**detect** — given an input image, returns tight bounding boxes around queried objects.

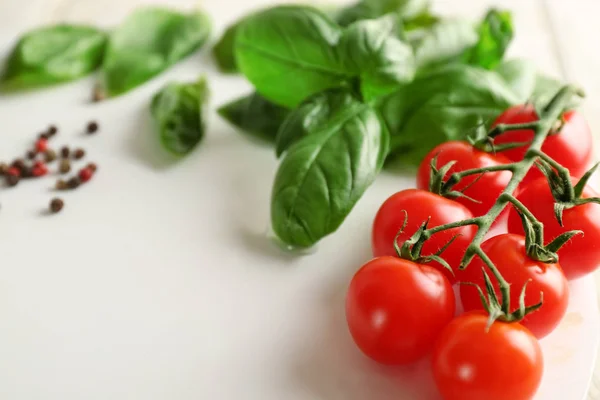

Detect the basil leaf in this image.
[338,15,416,100]
[103,7,211,97]
[212,23,239,73]
[151,77,208,156]
[271,98,389,248]
[380,64,518,165]
[336,0,431,27]
[465,9,513,69]
[218,92,289,142]
[235,6,347,108]
[413,19,478,69]
[495,59,536,102]
[276,89,356,157]
[1,25,106,91]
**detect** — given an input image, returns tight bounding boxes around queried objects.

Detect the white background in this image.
[0,1,599,399]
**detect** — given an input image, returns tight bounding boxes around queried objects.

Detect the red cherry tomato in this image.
[507,177,600,280]
[492,105,593,182]
[346,257,455,365]
[432,312,543,400]
[460,234,569,338]
[372,189,476,282]
[417,141,512,218]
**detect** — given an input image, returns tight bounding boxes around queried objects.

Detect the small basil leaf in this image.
[212,23,239,73]
[218,92,289,142]
[465,9,513,69]
[271,100,389,248]
[413,19,478,69]
[379,64,518,165]
[338,15,416,100]
[495,59,536,102]
[103,7,212,97]
[336,0,431,27]
[235,6,348,108]
[1,25,107,91]
[276,89,357,157]
[151,77,208,156]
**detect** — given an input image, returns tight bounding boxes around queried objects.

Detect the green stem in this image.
[487,121,539,138]
[443,164,516,190]
[416,85,580,317]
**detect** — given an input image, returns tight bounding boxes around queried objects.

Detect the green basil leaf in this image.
[412,19,478,69]
[212,23,239,73]
[495,59,536,102]
[336,0,431,27]
[271,99,389,248]
[150,76,208,156]
[465,9,513,69]
[218,92,289,142]
[276,89,357,157]
[379,64,518,165]
[338,15,416,100]
[103,7,211,97]
[1,25,107,91]
[235,6,347,108]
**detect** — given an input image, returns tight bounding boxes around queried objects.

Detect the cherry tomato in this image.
[432,312,543,400]
[417,141,512,218]
[346,256,455,365]
[460,234,569,338]
[372,189,476,282]
[507,177,600,280]
[492,105,593,182]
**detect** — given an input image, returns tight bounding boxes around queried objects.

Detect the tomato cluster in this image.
[345,105,597,399]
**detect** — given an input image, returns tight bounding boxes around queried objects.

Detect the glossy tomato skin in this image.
[432,312,543,400]
[460,234,569,339]
[346,257,455,365]
[507,177,600,280]
[492,105,593,183]
[372,189,476,283]
[417,141,512,218]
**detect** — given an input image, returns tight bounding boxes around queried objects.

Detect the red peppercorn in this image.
[32,165,48,177]
[35,138,48,153]
[78,167,93,182]
[7,167,20,177]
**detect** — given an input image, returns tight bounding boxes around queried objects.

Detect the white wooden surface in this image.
[0,1,599,399]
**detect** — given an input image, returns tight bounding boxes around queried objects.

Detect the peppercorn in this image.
[7,166,19,176]
[79,167,92,183]
[86,121,99,134]
[49,198,64,213]
[61,146,70,158]
[32,164,48,177]
[0,163,7,175]
[27,150,36,160]
[73,148,85,160]
[87,163,97,173]
[59,159,71,174]
[67,177,80,189]
[55,179,67,190]
[11,159,25,171]
[6,174,19,187]
[39,133,49,140]
[21,166,33,178]
[47,125,58,137]
[44,149,57,163]
[35,138,48,153]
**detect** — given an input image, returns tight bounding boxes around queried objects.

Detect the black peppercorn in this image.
[73,148,85,160]
[67,177,80,189]
[86,121,99,134]
[50,198,64,213]
[47,125,58,137]
[27,150,36,160]
[6,174,19,187]
[61,146,70,158]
